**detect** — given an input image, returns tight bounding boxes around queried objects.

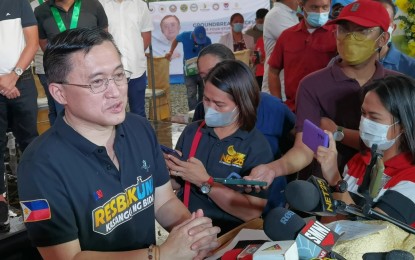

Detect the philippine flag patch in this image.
[20,199,51,222]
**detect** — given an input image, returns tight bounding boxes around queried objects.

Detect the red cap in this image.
[326,0,390,32]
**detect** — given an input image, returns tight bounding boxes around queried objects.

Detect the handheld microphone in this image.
[285,179,368,218]
[263,207,342,259]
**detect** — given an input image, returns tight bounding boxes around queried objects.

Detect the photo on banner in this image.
[148,0,270,78]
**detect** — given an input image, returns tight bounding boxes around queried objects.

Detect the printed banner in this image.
[149,0,270,75]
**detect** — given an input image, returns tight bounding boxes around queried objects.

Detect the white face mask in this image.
[359,116,401,151]
[204,106,238,127]
[256,24,264,31]
[387,26,394,44]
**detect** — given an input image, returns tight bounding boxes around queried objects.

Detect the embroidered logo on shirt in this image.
[6,13,11,16]
[93,189,104,201]
[20,199,51,223]
[219,145,246,168]
[92,176,154,235]
[141,160,150,172]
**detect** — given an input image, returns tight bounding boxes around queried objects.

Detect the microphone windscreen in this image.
[263,207,305,241]
[285,180,320,211]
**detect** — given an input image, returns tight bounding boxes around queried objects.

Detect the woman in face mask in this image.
[219,13,255,52]
[317,75,415,227]
[164,60,274,234]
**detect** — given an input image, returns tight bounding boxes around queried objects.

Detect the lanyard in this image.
[183,121,205,208]
[50,0,82,33]
[38,0,44,4]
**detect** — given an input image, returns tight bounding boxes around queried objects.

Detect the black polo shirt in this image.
[18,113,169,250]
[34,0,108,41]
[175,121,273,233]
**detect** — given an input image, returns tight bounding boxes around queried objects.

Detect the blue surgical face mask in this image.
[305,11,329,27]
[233,23,244,33]
[204,106,238,127]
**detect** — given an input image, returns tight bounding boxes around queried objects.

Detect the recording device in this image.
[302,119,329,153]
[369,156,385,199]
[358,144,381,198]
[263,207,342,259]
[285,176,337,216]
[213,178,267,186]
[363,249,414,260]
[285,178,415,234]
[285,178,367,218]
[160,144,182,159]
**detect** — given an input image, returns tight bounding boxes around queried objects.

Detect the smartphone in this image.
[302,119,329,153]
[213,178,267,186]
[160,144,182,159]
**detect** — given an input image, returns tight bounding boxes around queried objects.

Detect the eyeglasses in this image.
[57,70,132,94]
[335,27,379,41]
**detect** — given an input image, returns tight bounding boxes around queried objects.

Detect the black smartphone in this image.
[160,144,182,159]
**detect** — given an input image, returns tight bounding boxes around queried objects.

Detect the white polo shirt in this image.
[0,0,37,75]
[262,2,299,93]
[99,0,154,79]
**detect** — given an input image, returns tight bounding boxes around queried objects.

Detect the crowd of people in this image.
[0,0,415,259]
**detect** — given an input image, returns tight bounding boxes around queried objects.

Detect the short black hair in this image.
[230,13,244,23]
[198,43,236,62]
[205,60,260,131]
[44,28,120,84]
[372,0,397,18]
[363,75,415,163]
[256,8,269,19]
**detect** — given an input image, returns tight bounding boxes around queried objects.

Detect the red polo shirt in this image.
[268,19,337,111]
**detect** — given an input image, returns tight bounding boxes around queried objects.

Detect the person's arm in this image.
[166,156,266,221]
[246,132,314,188]
[142,31,151,51]
[268,67,282,98]
[165,38,178,61]
[320,117,360,150]
[0,25,38,98]
[37,182,219,260]
[316,131,355,207]
[154,180,191,231]
[39,38,48,52]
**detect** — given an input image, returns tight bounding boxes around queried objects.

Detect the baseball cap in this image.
[193,26,207,45]
[327,1,389,32]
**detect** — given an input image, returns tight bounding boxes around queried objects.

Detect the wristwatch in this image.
[13,67,23,76]
[200,176,214,194]
[330,179,348,193]
[333,126,345,142]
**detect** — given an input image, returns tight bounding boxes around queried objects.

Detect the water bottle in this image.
[6,133,17,176]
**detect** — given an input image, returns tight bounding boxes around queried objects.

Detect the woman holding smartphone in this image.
[317,75,415,227]
[164,60,273,234]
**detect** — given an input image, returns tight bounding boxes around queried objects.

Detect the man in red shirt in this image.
[268,0,337,111]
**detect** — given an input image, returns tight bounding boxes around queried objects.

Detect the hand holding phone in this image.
[302,119,329,153]
[160,144,182,160]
